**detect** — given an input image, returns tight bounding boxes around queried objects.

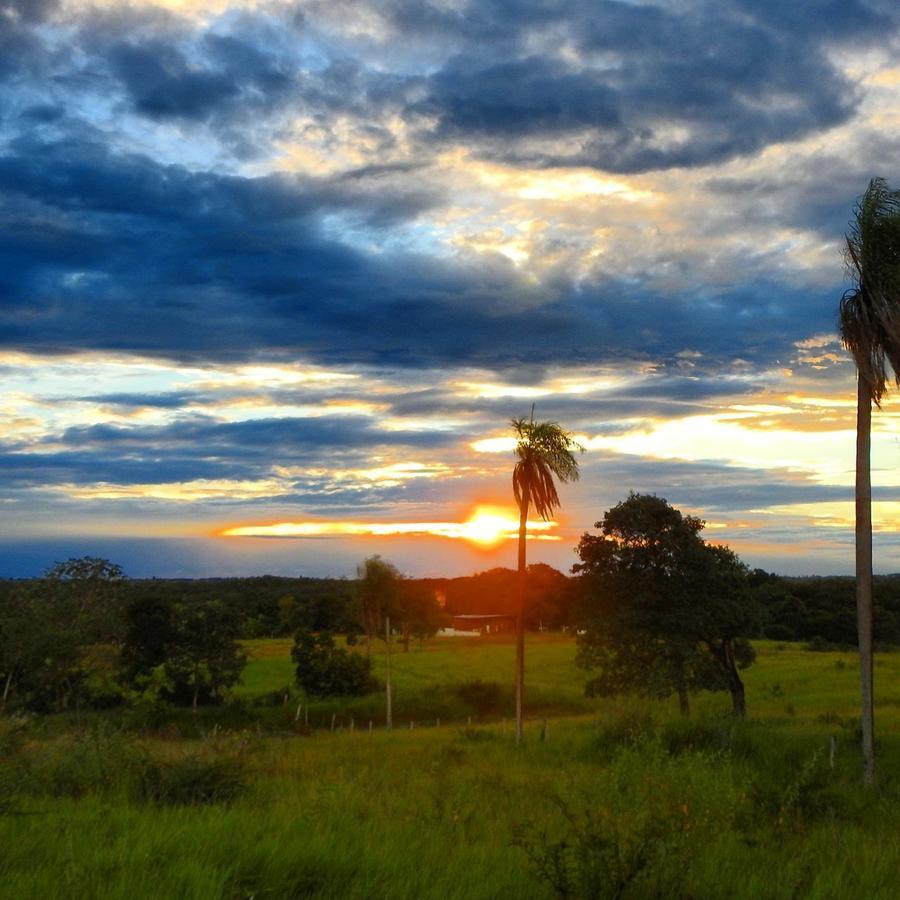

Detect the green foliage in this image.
[133,755,249,807]
[511,415,583,520]
[7,644,900,897]
[121,596,246,708]
[292,631,378,697]
[839,177,900,404]
[454,678,506,716]
[357,555,402,645]
[575,493,757,716]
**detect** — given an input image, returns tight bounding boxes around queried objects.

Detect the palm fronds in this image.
[840,177,900,405]
[511,417,583,520]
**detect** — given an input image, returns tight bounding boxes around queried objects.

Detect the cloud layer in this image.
[3,0,900,576]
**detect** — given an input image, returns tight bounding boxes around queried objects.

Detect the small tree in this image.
[163,599,246,709]
[357,556,402,654]
[394,580,446,651]
[292,631,377,697]
[575,494,756,718]
[1,558,127,712]
[119,595,178,690]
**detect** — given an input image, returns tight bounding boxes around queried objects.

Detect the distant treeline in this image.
[4,565,899,646]
[0,563,574,641]
[749,570,900,647]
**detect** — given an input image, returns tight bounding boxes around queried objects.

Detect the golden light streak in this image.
[221,506,559,546]
[470,436,518,453]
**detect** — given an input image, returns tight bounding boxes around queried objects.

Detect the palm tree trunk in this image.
[856,375,876,786]
[516,499,528,745]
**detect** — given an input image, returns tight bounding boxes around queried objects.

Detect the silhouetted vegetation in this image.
[575,494,757,717]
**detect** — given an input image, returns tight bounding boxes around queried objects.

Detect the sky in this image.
[3,0,900,579]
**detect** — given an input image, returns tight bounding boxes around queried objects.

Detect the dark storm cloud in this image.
[0,0,886,372]
[0,128,837,370]
[78,391,201,410]
[55,415,454,454]
[364,0,893,173]
[8,0,893,172]
[0,449,245,488]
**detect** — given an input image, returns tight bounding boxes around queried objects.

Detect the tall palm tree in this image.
[839,177,900,787]
[511,412,582,744]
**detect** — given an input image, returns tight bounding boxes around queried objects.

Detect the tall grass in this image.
[5,638,900,898]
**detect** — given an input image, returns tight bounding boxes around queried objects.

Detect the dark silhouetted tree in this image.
[575,494,756,718]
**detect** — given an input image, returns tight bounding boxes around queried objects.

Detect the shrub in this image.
[292,631,378,697]
[454,679,505,716]
[587,710,654,760]
[133,755,248,806]
[26,726,140,799]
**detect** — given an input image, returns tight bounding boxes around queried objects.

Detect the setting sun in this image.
[220,505,558,546]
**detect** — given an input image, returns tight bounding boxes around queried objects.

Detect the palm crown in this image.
[511,417,583,520]
[840,177,900,405]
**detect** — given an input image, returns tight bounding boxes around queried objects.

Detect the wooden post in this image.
[330,712,336,732]
[386,615,393,731]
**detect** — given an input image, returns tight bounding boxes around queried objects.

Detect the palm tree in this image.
[839,177,900,786]
[511,411,582,744]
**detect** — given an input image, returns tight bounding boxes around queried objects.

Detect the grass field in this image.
[4,636,900,899]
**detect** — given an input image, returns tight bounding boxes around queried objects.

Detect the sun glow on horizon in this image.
[220,506,559,546]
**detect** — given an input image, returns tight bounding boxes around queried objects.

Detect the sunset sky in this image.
[4,0,900,578]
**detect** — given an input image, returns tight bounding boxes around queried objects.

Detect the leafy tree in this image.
[393,579,446,651]
[511,413,582,743]
[44,556,126,643]
[0,557,127,712]
[574,494,756,718]
[292,631,377,697]
[524,563,574,630]
[164,599,246,709]
[838,177,900,786]
[119,595,178,689]
[356,555,402,654]
[121,596,245,709]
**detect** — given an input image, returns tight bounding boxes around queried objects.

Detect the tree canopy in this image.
[574,493,757,717]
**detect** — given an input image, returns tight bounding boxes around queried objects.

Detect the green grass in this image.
[237,632,596,725]
[5,637,900,898]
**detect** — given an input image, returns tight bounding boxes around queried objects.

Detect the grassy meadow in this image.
[4,635,900,899]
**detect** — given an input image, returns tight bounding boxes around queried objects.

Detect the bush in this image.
[763,623,795,641]
[133,755,248,806]
[454,679,505,716]
[292,631,378,697]
[586,710,654,760]
[25,726,141,799]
